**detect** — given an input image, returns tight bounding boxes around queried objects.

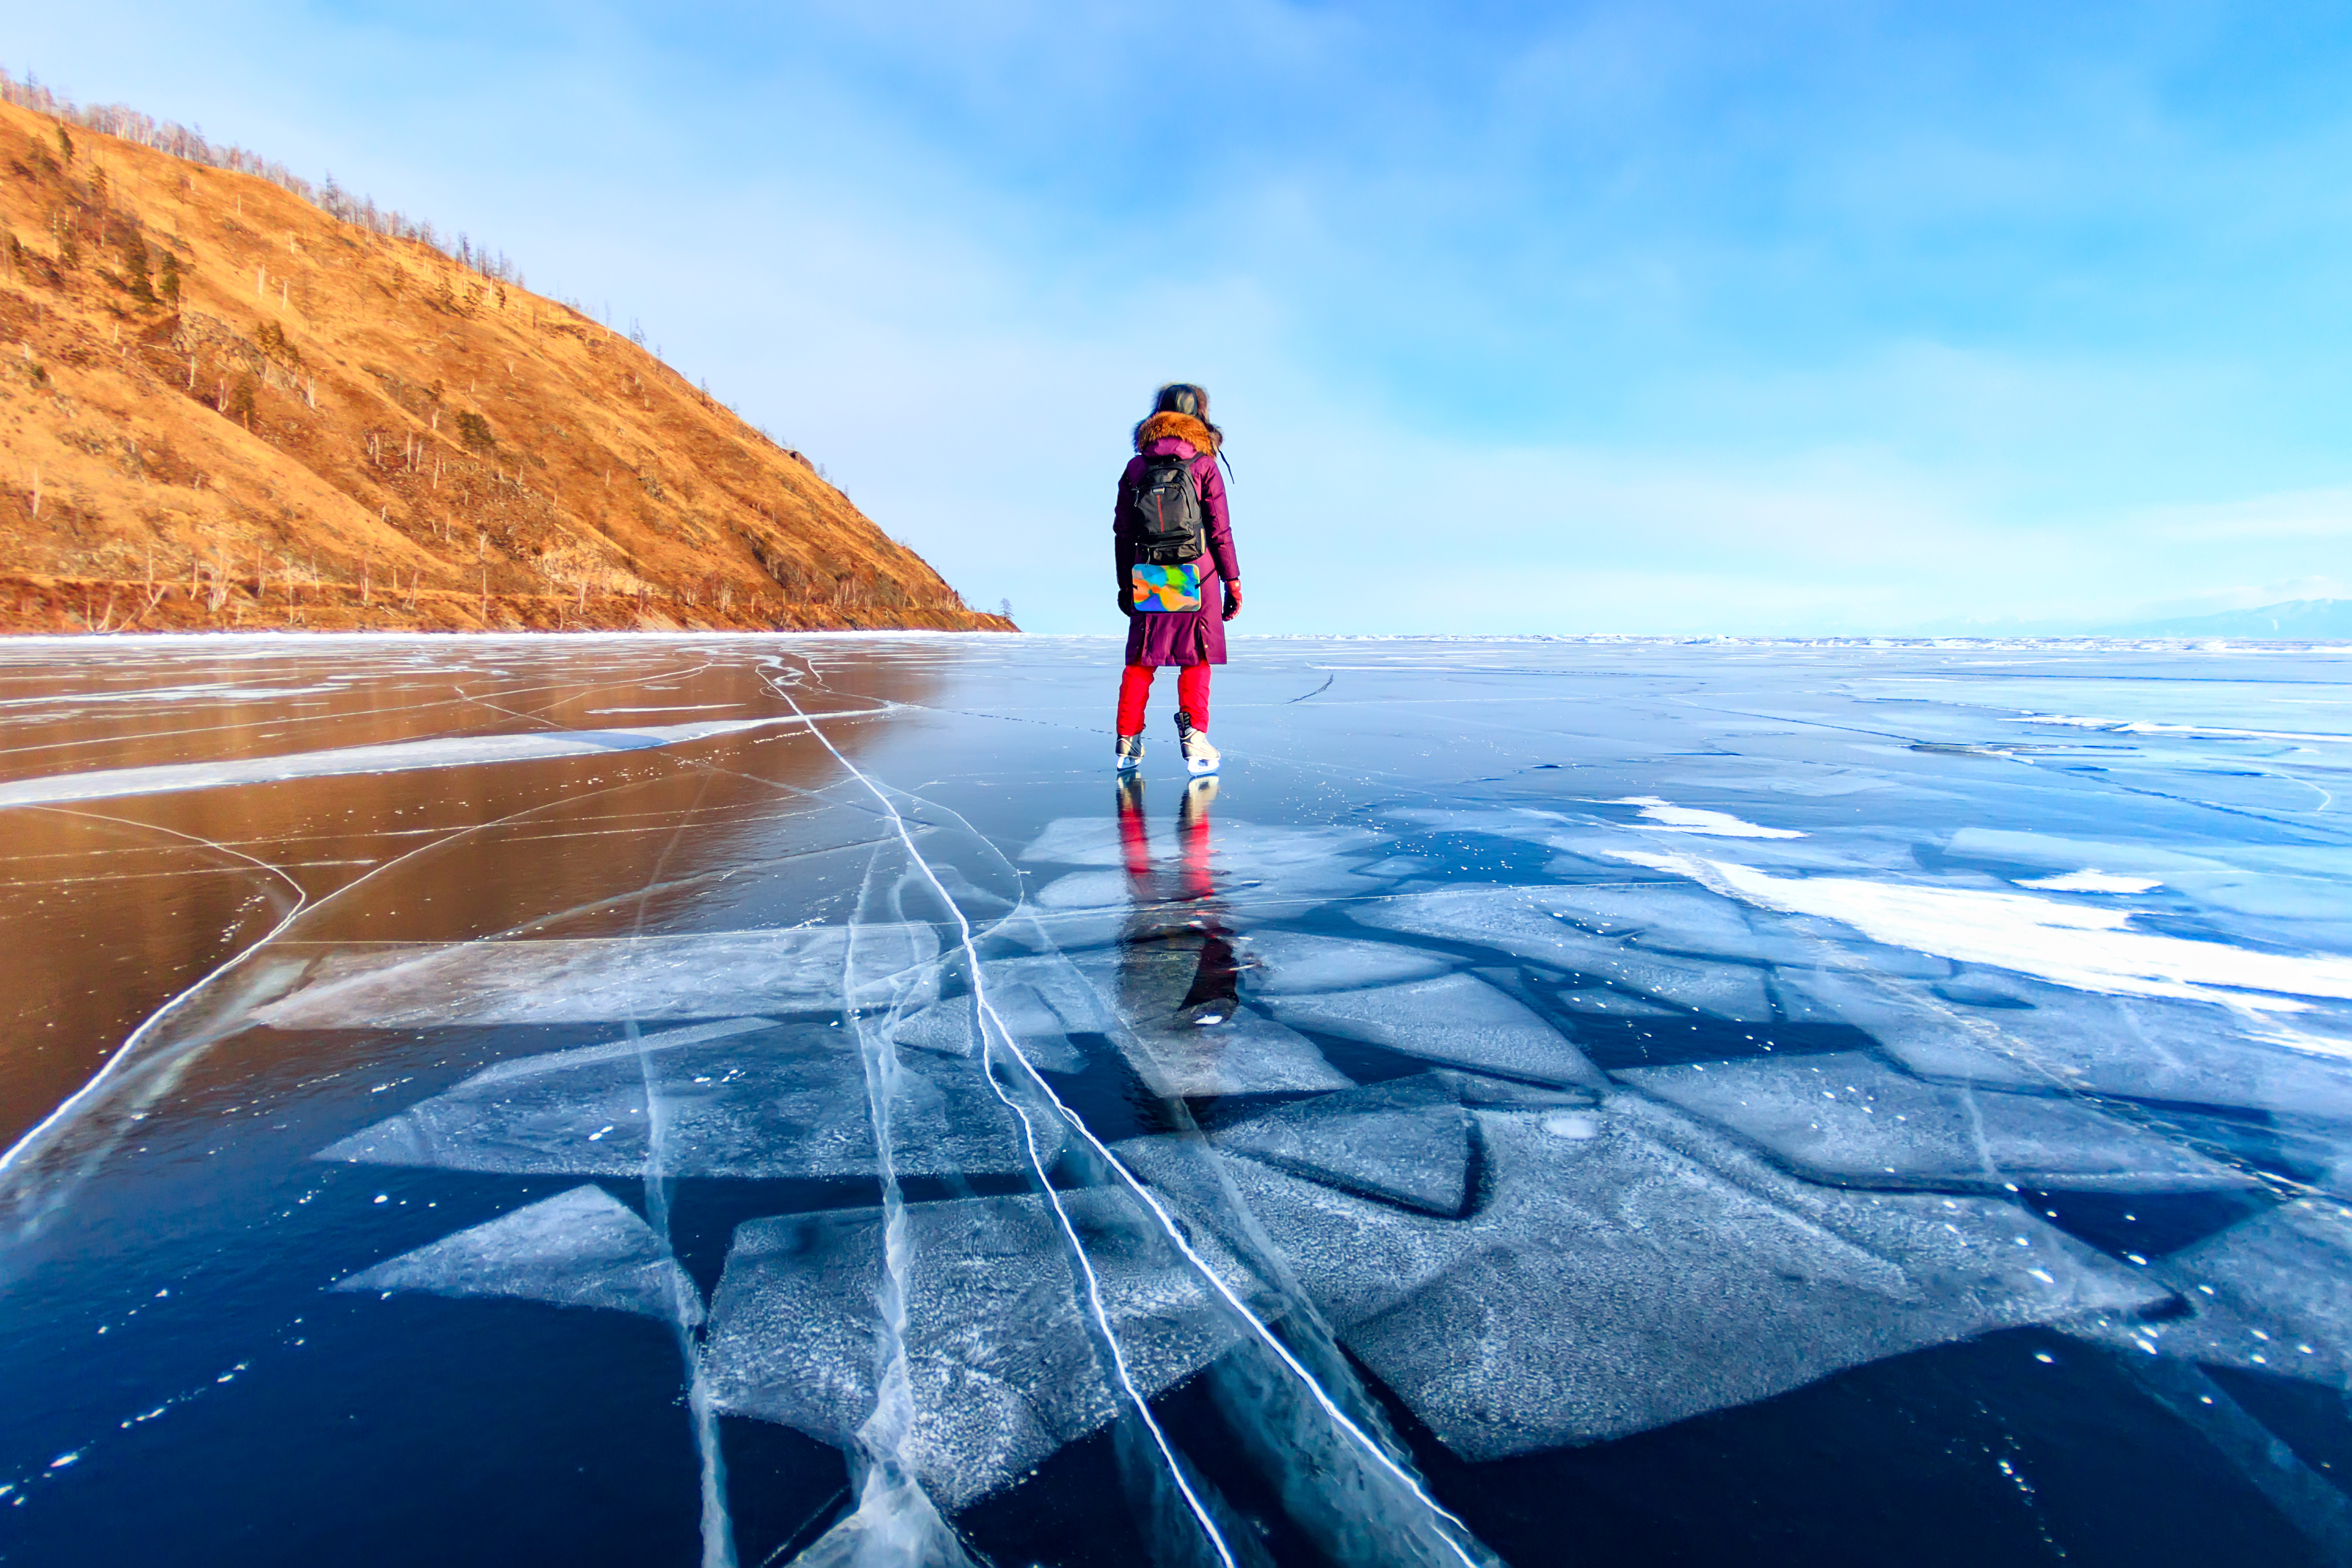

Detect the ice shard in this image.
[335,1183,699,1322]
[317,1016,1055,1178]
[254,923,940,1029]
[886,954,1118,1074]
[1259,971,1603,1087]
[1068,940,1350,1097]
[1209,1077,1481,1217]
[1621,1050,2254,1193]
[702,1188,1255,1510]
[2065,1197,2352,1387]
[1233,931,1463,996]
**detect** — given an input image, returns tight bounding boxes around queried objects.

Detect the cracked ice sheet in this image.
[316,1016,1055,1178]
[1122,1091,2163,1459]
[2064,1198,2352,1386]
[887,953,1129,1074]
[1774,967,2352,1118]
[336,1184,699,1323]
[0,715,855,809]
[702,1187,1254,1511]
[251,924,939,1029]
[1620,1051,2254,1194]
[1352,886,1791,1019]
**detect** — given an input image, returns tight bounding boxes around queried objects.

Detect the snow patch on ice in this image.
[2011,714,2352,745]
[1610,849,2352,1010]
[1611,797,1806,839]
[2016,871,2164,894]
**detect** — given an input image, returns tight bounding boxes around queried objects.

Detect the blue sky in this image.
[15,3,2352,634]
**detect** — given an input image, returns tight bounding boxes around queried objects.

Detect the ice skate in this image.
[1174,708,1220,776]
[1115,734,1145,773]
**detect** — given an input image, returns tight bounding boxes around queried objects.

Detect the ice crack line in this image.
[764,665,1237,1567]
[764,661,1483,1568]
[626,766,736,1568]
[837,848,971,1562]
[0,808,307,1210]
[627,1014,736,1568]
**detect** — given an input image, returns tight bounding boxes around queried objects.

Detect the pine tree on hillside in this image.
[120,232,155,303]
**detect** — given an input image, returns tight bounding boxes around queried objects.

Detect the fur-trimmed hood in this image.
[1134,410,1219,456]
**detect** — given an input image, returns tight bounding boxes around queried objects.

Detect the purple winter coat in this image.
[1115,431,1238,667]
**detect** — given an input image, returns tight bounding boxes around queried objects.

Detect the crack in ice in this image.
[765,658,1486,1568]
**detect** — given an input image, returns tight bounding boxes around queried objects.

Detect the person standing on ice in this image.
[1114,383,1242,776]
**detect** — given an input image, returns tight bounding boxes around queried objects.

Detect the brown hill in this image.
[0,94,1009,634]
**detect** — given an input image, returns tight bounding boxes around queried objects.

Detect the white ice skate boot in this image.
[1115,734,1145,773]
[1174,709,1220,776]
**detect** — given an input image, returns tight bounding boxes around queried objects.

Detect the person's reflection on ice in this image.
[1112,777,1242,1080]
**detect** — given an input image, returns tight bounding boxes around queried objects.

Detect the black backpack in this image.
[1130,453,1206,564]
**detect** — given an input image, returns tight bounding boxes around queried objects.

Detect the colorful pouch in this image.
[1131,561,1203,612]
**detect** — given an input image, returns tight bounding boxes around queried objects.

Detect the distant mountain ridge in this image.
[0,88,1009,633]
[2098,599,2352,640]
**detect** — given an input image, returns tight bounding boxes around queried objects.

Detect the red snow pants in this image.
[1116,662,1210,737]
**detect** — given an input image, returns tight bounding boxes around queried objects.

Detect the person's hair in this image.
[1133,382,1224,452]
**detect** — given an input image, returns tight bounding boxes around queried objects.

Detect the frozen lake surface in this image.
[2,632,2350,1566]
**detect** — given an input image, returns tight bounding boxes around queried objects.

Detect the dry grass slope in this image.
[0,98,1011,634]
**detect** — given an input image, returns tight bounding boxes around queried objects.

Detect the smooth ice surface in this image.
[318,1016,1055,1178]
[7,635,2352,1568]
[1621,1051,2254,1193]
[702,1188,1251,1510]
[336,1183,700,1323]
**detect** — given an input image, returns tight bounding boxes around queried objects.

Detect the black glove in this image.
[1223,583,1243,622]
[1117,588,1136,618]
